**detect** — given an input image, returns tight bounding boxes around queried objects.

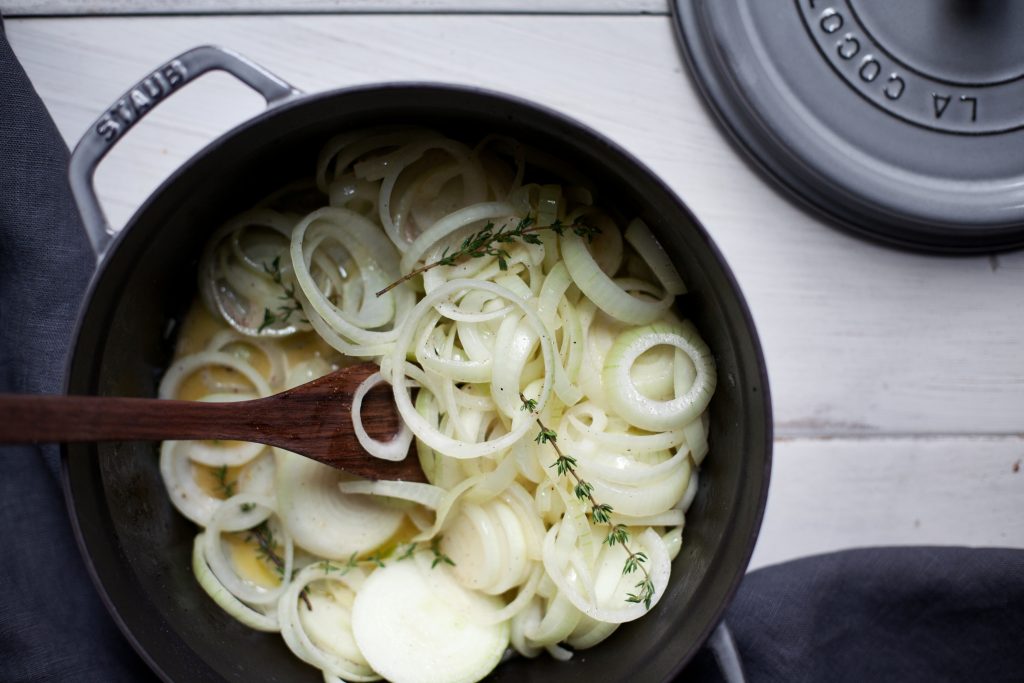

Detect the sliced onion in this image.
[561,231,672,325]
[203,494,292,606]
[338,479,445,509]
[159,350,272,400]
[388,279,556,460]
[160,442,274,529]
[624,218,686,296]
[275,449,406,559]
[542,523,671,624]
[290,207,406,348]
[278,561,379,682]
[603,320,716,432]
[192,533,280,632]
[351,371,415,462]
[399,202,517,276]
[566,614,619,650]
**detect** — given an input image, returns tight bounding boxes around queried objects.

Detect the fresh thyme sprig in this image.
[247,522,283,573]
[374,215,599,298]
[610,526,655,609]
[258,256,306,332]
[520,395,656,610]
[522,395,610,525]
[246,521,312,610]
[321,552,361,577]
[212,465,236,498]
[322,550,386,576]
[394,536,456,569]
[365,550,388,568]
[430,537,456,569]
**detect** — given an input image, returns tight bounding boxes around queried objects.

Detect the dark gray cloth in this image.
[684,546,1024,683]
[2,15,1022,683]
[0,15,156,683]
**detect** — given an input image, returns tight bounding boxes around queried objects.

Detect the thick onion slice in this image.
[160,443,274,529]
[159,350,272,400]
[566,614,619,650]
[278,561,379,682]
[440,496,533,595]
[338,479,445,509]
[351,371,415,462]
[275,449,406,559]
[192,533,280,632]
[203,494,292,607]
[603,320,716,432]
[399,202,517,276]
[352,555,509,683]
[198,209,302,337]
[623,218,686,296]
[561,231,672,326]
[542,523,671,624]
[290,207,408,349]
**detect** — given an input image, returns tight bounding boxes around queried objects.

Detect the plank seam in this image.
[776,432,1024,443]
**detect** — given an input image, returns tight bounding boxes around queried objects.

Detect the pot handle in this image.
[706,622,746,683]
[68,45,301,261]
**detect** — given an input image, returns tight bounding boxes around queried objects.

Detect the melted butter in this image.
[174,301,343,395]
[221,341,272,379]
[223,531,282,588]
[174,303,253,401]
[280,331,341,369]
[366,517,421,560]
[192,463,246,499]
[174,302,225,358]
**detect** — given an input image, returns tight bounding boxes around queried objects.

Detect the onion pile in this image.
[159,129,716,683]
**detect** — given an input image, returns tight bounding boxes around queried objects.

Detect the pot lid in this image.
[672,0,1024,253]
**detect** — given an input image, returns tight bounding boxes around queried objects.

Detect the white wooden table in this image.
[5,1,1022,571]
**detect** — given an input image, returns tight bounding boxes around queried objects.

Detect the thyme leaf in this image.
[392,538,456,568]
[430,537,456,569]
[626,577,656,610]
[375,216,599,297]
[246,521,283,574]
[245,521,312,610]
[590,503,614,526]
[257,256,306,332]
[535,427,559,445]
[212,465,236,498]
[605,523,630,547]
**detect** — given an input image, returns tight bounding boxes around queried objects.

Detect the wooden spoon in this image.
[0,362,425,482]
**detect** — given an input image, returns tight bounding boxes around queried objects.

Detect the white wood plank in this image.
[1,0,668,17]
[6,15,1024,438]
[748,436,1024,570]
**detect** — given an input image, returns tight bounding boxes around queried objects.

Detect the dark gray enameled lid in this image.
[672,0,1024,253]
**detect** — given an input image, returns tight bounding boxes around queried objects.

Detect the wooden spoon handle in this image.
[0,394,269,443]
[0,383,424,482]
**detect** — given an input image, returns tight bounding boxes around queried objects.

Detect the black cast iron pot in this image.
[62,46,771,683]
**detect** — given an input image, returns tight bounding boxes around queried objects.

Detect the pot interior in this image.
[65,85,771,683]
